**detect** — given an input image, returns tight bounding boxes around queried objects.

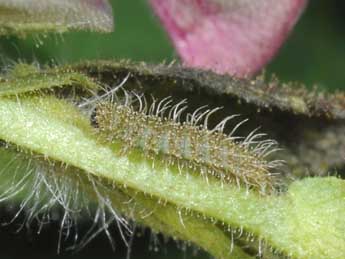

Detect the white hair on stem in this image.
[0,148,133,253]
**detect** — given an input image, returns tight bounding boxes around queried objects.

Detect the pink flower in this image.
[149,0,308,77]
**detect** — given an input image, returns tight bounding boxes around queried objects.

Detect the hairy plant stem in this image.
[108,188,253,259]
[0,95,344,259]
[0,146,251,259]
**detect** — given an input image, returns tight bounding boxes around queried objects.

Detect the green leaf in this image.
[0,63,100,96]
[0,0,113,36]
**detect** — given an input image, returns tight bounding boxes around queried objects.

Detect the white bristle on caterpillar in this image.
[94,88,282,193]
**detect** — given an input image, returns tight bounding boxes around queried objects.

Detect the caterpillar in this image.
[95,91,281,193]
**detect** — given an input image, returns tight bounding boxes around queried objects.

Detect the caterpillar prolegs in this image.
[95,91,282,193]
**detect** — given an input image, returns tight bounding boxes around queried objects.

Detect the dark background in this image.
[0,0,344,258]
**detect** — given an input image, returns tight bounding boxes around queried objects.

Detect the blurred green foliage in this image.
[268,1,345,91]
[0,1,344,259]
[0,0,173,65]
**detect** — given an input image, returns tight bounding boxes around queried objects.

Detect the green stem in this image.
[0,96,272,230]
[0,142,251,259]
[0,96,344,259]
[109,188,253,259]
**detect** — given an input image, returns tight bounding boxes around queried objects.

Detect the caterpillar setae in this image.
[94,90,281,193]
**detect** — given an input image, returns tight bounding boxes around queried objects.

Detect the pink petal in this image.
[150,0,307,77]
[0,0,114,32]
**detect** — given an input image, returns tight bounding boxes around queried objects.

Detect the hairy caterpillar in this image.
[95,91,281,193]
